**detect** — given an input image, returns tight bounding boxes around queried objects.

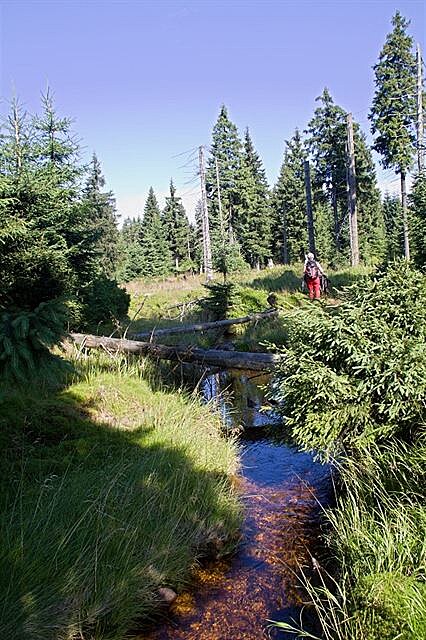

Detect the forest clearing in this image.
[1,2,425,640]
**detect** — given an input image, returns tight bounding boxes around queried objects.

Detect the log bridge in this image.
[70,309,280,372]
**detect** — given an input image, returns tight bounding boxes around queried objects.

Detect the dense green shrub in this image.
[0,301,71,383]
[271,260,426,454]
[271,260,426,640]
[78,277,130,332]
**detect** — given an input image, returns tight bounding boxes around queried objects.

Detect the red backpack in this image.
[305,259,319,280]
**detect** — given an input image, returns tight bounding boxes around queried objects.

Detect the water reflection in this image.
[202,370,281,430]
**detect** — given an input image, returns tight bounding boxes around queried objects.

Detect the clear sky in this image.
[1,0,425,221]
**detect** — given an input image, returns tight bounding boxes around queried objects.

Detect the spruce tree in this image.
[369,11,417,259]
[409,173,426,267]
[206,105,245,269]
[313,202,335,265]
[1,91,129,368]
[354,130,386,263]
[82,153,120,278]
[162,180,191,272]
[236,129,273,268]
[272,129,308,264]
[139,187,172,277]
[2,97,32,177]
[306,88,347,256]
[307,88,385,264]
[383,193,404,261]
[31,89,100,292]
[0,95,76,380]
[33,87,81,187]
[117,218,145,282]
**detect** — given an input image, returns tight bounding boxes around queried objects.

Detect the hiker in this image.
[303,252,325,300]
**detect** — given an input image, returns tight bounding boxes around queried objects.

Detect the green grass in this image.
[0,352,241,640]
[119,263,374,354]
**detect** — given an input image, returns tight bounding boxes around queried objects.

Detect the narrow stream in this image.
[142,369,332,640]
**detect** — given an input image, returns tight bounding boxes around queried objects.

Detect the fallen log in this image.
[70,333,280,371]
[130,309,278,340]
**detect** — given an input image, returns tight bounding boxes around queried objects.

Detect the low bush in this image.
[271,260,426,455]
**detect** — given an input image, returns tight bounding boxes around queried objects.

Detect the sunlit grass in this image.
[0,350,241,640]
[122,264,373,351]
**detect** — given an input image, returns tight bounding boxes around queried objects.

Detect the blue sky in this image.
[1,0,425,221]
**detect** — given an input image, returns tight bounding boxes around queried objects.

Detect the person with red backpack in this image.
[303,252,325,300]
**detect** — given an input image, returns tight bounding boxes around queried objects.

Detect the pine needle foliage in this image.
[410,172,426,268]
[0,90,126,382]
[199,282,240,320]
[369,12,417,174]
[271,260,426,455]
[0,302,70,384]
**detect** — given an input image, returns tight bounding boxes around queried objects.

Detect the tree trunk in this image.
[282,211,289,264]
[131,309,278,340]
[400,171,410,260]
[69,334,280,372]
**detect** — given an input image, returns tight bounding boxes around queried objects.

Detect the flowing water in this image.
[142,369,332,640]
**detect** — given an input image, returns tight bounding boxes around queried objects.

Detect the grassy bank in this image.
[124,264,372,351]
[270,261,426,639]
[0,352,241,640]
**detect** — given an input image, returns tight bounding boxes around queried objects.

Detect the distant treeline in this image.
[119,11,425,278]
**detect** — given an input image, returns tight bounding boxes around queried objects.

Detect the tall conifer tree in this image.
[369,11,417,258]
[82,153,120,277]
[272,129,308,263]
[33,88,81,187]
[307,89,385,264]
[383,193,404,260]
[162,180,191,271]
[206,106,244,263]
[117,217,145,282]
[353,133,386,262]
[2,97,32,177]
[236,129,273,268]
[31,89,101,291]
[139,187,172,277]
[306,88,348,256]
[409,173,426,267]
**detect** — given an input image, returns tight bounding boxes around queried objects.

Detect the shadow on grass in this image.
[329,268,371,292]
[247,269,303,293]
[247,267,371,295]
[0,375,239,640]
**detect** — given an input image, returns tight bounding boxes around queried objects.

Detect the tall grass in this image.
[0,351,241,640]
[274,441,426,640]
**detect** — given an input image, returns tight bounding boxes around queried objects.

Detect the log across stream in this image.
[139,369,333,640]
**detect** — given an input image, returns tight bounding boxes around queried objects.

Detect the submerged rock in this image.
[158,587,177,605]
